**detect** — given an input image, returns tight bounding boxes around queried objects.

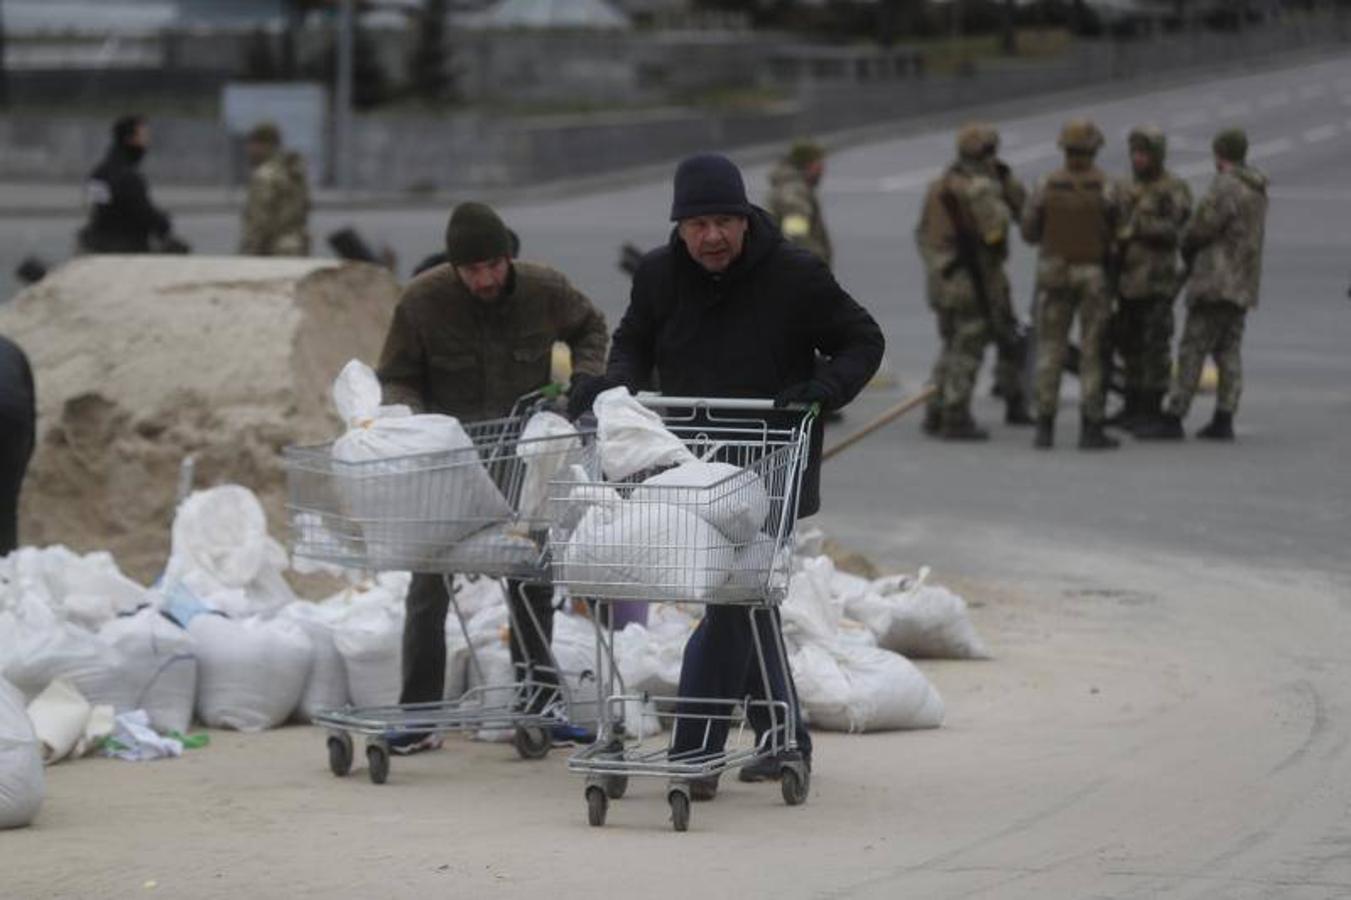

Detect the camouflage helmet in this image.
[246,121,282,147]
[787,139,826,168]
[1212,128,1249,163]
[1058,118,1104,154]
[1128,125,1167,163]
[956,122,999,160]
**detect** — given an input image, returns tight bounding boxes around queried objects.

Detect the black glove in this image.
[567,373,619,421]
[774,379,838,410]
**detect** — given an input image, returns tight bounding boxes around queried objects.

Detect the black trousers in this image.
[0,406,34,556]
[400,573,557,705]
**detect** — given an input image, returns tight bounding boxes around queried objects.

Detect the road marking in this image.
[1000,141,1058,166]
[879,167,943,193]
[1302,124,1340,144]
[1258,91,1291,109]
[1169,110,1212,128]
[1299,83,1328,100]
[1249,136,1296,160]
[1218,101,1252,118]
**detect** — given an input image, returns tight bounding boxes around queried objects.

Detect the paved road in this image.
[3,53,1350,899]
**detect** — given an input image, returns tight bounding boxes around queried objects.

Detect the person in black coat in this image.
[572,153,885,797]
[0,335,36,556]
[78,115,173,254]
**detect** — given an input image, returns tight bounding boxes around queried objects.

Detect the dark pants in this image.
[0,408,34,557]
[671,604,811,762]
[400,573,557,706]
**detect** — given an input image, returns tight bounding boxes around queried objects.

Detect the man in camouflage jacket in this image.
[239,122,311,256]
[916,123,1030,439]
[1109,126,1192,434]
[1021,118,1122,451]
[1140,129,1268,441]
[375,202,608,752]
[767,140,832,267]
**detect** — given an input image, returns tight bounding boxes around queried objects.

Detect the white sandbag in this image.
[791,642,944,733]
[332,596,403,708]
[0,677,44,829]
[190,615,313,732]
[444,618,470,701]
[451,575,508,619]
[726,533,793,596]
[632,461,770,543]
[593,387,695,480]
[2,595,133,710]
[516,412,581,522]
[849,568,990,660]
[780,555,846,645]
[0,546,145,631]
[561,502,733,602]
[329,360,513,556]
[278,601,351,720]
[612,622,684,698]
[98,608,197,735]
[552,464,622,535]
[164,486,296,619]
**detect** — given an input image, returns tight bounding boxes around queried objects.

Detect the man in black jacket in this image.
[78,115,173,254]
[0,335,35,556]
[572,153,885,797]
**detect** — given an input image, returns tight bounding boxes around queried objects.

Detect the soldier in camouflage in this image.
[1020,118,1120,450]
[915,123,1030,440]
[1109,126,1192,434]
[1139,129,1268,442]
[767,140,832,267]
[239,122,311,256]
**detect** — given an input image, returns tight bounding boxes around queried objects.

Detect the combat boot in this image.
[1079,417,1120,450]
[1126,390,1164,435]
[1135,412,1185,440]
[1195,410,1235,441]
[921,405,941,437]
[1033,415,1054,449]
[1004,394,1035,426]
[940,410,990,442]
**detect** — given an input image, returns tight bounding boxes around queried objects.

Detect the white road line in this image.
[1170,110,1212,128]
[1249,136,1296,160]
[879,167,943,193]
[1303,124,1340,144]
[1258,91,1291,109]
[1218,101,1253,118]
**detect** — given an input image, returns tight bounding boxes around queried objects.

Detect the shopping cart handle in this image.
[539,382,566,400]
[634,393,814,413]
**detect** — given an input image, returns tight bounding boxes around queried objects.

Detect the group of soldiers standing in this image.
[912,118,1268,449]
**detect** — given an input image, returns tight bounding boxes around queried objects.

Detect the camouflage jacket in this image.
[376,261,608,423]
[1114,171,1192,301]
[1183,166,1268,309]
[240,151,311,256]
[767,161,832,267]
[916,160,1014,307]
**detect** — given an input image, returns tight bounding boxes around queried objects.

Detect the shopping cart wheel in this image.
[603,774,628,800]
[326,732,354,777]
[668,786,691,832]
[781,763,810,806]
[513,726,551,760]
[366,741,390,785]
[585,785,608,827]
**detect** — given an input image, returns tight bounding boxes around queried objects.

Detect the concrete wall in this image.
[2,14,1347,191]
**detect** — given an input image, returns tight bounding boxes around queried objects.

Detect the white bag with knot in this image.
[516,412,581,522]
[189,615,314,732]
[560,502,733,602]
[847,567,990,660]
[632,461,769,543]
[594,387,695,481]
[98,608,197,735]
[330,360,512,558]
[0,676,44,830]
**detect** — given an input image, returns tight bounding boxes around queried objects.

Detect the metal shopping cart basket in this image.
[284,389,609,784]
[548,395,815,830]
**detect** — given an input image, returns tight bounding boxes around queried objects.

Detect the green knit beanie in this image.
[788,140,825,168]
[444,202,512,265]
[1212,129,1248,164]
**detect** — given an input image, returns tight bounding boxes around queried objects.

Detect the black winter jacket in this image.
[607,206,885,517]
[78,145,171,253]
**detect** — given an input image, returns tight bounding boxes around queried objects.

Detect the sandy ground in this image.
[6,544,1349,900]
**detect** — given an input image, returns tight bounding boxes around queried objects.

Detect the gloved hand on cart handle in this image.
[774,379,838,411]
[567,373,623,421]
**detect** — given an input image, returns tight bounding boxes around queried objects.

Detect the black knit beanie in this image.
[670,153,751,221]
[445,202,512,265]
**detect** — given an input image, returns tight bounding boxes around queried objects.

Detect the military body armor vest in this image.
[1041,167,1108,264]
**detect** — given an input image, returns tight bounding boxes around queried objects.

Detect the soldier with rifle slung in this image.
[916,123,1032,440]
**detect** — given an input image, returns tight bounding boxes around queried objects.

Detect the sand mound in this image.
[0,256,400,581]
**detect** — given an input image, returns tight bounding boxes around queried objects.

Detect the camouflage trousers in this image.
[1166,302,1246,418]
[1033,264,1111,422]
[1112,295,1175,393]
[926,270,1021,415]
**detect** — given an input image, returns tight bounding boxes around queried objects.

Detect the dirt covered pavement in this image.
[7,544,1348,899]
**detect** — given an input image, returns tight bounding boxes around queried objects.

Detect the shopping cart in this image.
[284,389,609,784]
[548,395,814,830]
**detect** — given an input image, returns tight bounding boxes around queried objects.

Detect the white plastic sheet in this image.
[515,412,581,521]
